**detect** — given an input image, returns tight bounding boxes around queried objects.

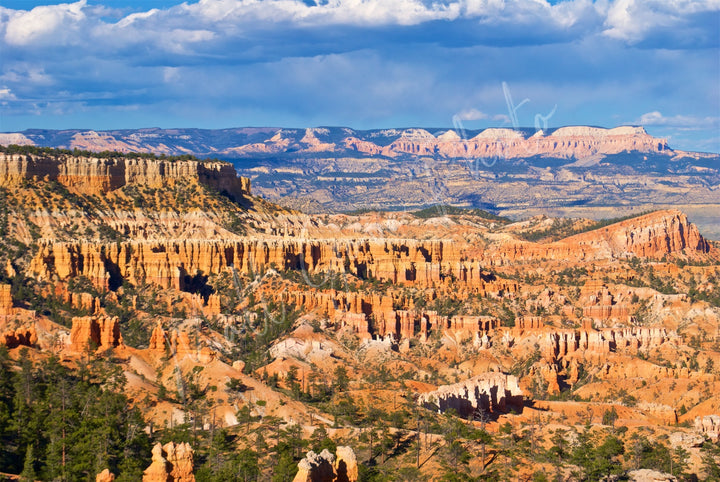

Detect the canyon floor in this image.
[0,146,719,481]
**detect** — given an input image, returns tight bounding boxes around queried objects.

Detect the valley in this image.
[0,145,718,481]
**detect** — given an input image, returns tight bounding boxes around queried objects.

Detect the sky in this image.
[0,0,719,152]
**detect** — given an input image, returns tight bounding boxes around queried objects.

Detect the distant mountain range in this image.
[2,126,719,235]
[0,125,708,160]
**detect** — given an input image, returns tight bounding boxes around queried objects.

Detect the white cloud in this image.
[456,108,488,121]
[603,0,720,43]
[4,0,88,46]
[0,88,16,100]
[636,111,720,129]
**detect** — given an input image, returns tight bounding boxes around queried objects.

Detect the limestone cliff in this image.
[4,125,668,160]
[0,284,12,314]
[29,238,462,290]
[417,373,523,417]
[0,153,250,198]
[489,210,712,265]
[69,316,123,352]
[366,126,667,160]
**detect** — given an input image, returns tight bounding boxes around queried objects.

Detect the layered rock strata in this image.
[0,153,250,198]
[346,126,667,160]
[0,284,12,314]
[29,238,500,292]
[695,415,720,443]
[418,373,523,417]
[488,210,711,265]
[69,316,123,352]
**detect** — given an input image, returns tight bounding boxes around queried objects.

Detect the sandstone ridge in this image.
[489,210,712,265]
[0,152,250,198]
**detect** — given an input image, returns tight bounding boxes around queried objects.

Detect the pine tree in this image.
[19,445,37,482]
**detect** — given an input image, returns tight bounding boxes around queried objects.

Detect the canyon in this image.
[0,147,718,480]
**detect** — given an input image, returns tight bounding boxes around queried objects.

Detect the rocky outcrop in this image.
[418,373,523,417]
[541,327,674,361]
[695,415,720,442]
[69,316,123,352]
[148,323,167,352]
[334,446,358,482]
[581,282,631,322]
[0,327,38,348]
[627,469,677,482]
[143,442,195,482]
[96,469,115,482]
[29,237,507,293]
[489,210,711,265]
[293,446,358,482]
[0,153,250,198]
[0,284,12,314]
[293,449,336,482]
[565,210,710,258]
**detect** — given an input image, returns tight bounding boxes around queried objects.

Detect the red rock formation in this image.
[293,449,336,482]
[0,327,38,348]
[148,323,166,352]
[514,316,544,333]
[31,238,458,291]
[0,153,250,198]
[695,415,720,442]
[0,284,12,315]
[417,373,523,417]
[334,446,358,482]
[96,469,115,482]
[69,316,123,352]
[143,442,195,482]
[488,210,712,265]
[581,282,631,322]
[293,446,358,482]
[343,126,667,160]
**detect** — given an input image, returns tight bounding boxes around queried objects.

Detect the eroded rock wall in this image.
[0,153,250,198]
[418,373,523,417]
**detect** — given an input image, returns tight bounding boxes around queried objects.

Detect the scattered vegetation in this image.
[411,205,510,223]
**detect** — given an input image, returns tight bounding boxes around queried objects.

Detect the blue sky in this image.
[1,0,718,152]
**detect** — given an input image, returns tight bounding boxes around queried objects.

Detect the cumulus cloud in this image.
[0,0,718,152]
[636,111,720,130]
[455,108,489,121]
[603,0,720,47]
[0,88,17,100]
[4,0,88,46]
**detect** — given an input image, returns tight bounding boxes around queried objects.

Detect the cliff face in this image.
[29,238,464,290]
[0,153,250,198]
[488,210,712,265]
[417,373,523,417]
[69,316,123,352]
[352,126,667,160]
[0,284,12,314]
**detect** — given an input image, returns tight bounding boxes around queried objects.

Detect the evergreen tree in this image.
[19,445,37,482]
